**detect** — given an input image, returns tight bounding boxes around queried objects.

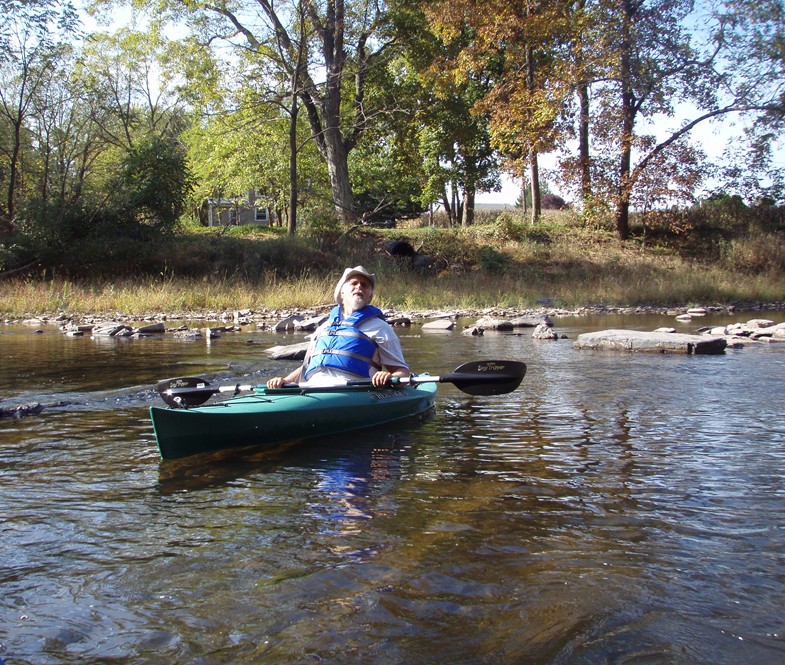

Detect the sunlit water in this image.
[1,311,784,664]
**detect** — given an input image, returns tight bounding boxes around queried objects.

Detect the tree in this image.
[77,27,188,151]
[421,0,573,224]
[577,0,785,238]
[712,0,785,204]
[0,0,79,232]
[111,133,193,234]
[388,0,499,226]
[184,89,325,232]
[106,0,398,224]
[347,56,429,226]
[415,96,499,226]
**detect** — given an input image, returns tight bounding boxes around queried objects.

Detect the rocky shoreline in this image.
[4,300,785,330]
[2,301,785,346]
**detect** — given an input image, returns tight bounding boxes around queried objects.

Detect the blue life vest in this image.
[303,305,386,380]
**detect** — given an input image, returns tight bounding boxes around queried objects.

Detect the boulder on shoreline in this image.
[264,341,310,360]
[574,329,727,354]
[422,319,455,332]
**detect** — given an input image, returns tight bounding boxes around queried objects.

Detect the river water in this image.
[1,311,784,664]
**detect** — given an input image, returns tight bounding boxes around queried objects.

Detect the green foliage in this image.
[183,90,324,221]
[350,117,428,225]
[110,135,194,235]
[492,211,526,242]
[477,245,510,272]
[0,235,32,272]
[2,134,194,273]
[301,207,343,252]
[12,198,92,258]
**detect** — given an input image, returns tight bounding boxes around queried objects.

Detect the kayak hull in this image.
[149,383,437,459]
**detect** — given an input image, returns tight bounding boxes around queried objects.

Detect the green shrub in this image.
[478,245,510,272]
[493,211,526,242]
[302,208,342,251]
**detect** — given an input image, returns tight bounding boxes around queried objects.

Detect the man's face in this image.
[341,275,373,312]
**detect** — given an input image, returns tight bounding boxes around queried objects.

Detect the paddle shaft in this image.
[158,360,526,407]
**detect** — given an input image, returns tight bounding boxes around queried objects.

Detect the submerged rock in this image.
[0,402,44,419]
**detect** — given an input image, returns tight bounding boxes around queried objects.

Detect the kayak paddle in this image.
[156,359,526,408]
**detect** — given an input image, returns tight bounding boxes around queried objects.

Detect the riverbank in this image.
[2,215,784,319]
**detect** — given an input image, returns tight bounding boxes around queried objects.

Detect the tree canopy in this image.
[1,0,784,276]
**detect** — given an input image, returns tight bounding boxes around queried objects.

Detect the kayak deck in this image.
[150,382,437,459]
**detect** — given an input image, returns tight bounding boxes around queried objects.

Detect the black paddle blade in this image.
[444,360,527,395]
[156,377,217,408]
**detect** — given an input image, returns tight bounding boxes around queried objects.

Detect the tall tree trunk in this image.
[321,0,355,223]
[323,131,354,223]
[287,6,306,236]
[578,82,592,203]
[616,0,635,240]
[463,186,475,226]
[441,186,452,223]
[572,0,592,207]
[521,176,527,213]
[288,94,299,236]
[529,148,541,225]
[2,122,23,233]
[525,43,541,225]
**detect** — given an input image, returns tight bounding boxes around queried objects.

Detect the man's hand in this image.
[266,376,286,389]
[371,370,393,387]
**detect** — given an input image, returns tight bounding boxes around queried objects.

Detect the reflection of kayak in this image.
[149,383,437,460]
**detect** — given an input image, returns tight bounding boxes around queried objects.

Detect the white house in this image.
[204,190,272,227]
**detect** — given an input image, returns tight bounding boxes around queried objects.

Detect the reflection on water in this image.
[1,314,785,664]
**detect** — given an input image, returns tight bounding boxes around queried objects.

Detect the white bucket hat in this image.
[334,265,375,304]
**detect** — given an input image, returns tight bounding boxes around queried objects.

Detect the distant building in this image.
[202,190,272,227]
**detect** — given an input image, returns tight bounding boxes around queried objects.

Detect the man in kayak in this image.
[266,266,410,389]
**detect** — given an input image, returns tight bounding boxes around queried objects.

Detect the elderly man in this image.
[266,266,409,389]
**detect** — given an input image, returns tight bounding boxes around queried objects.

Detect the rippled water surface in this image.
[2,312,785,664]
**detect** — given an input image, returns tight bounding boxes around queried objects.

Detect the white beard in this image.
[346,293,367,313]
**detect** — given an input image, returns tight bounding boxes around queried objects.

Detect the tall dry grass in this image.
[2,209,784,318]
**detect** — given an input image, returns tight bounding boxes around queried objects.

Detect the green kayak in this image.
[150,382,438,460]
[149,360,527,460]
